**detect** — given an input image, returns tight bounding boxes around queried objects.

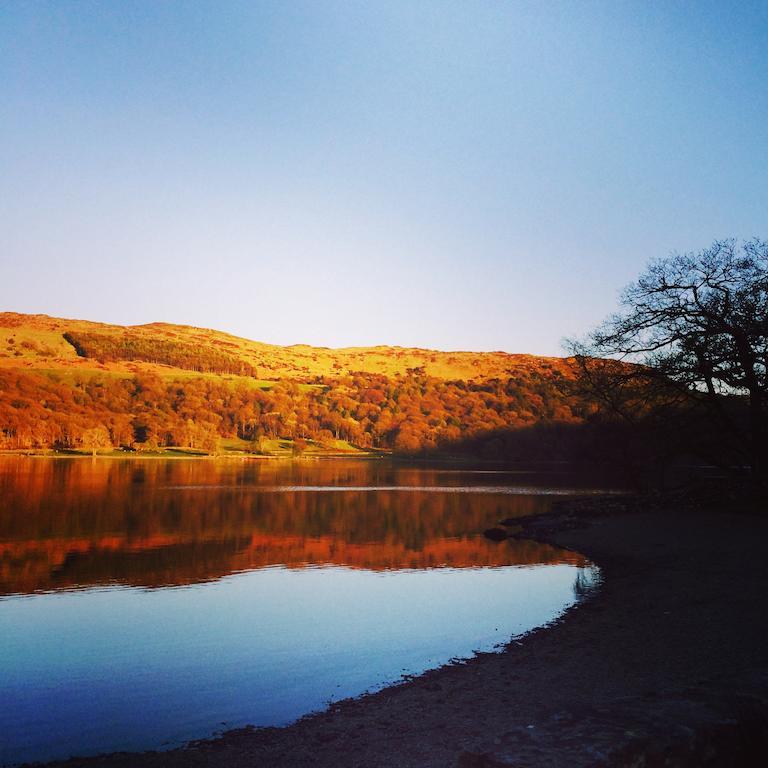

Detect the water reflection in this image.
[0,458,602,596]
[0,457,609,765]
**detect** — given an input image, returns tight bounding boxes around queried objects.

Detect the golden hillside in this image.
[0,312,574,382]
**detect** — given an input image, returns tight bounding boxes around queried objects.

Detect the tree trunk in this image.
[748,389,766,485]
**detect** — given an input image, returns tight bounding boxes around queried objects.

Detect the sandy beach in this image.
[36,497,768,768]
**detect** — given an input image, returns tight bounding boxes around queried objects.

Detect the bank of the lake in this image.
[34,497,768,768]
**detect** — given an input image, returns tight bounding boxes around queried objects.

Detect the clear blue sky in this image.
[1,1,766,354]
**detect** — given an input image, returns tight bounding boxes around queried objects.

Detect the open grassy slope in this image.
[0,312,573,382]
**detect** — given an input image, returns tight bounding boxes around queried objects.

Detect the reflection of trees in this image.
[0,459,587,594]
[572,566,600,599]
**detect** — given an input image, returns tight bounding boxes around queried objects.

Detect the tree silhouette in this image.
[570,239,768,482]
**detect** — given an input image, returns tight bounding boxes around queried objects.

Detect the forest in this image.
[0,365,585,456]
[62,331,259,377]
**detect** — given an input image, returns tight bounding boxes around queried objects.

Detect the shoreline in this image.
[32,497,768,767]
[0,450,383,461]
[0,451,595,468]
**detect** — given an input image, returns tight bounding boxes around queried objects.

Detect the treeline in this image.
[0,366,586,454]
[63,331,258,377]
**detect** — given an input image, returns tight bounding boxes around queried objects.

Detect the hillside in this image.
[0,312,571,381]
[0,312,588,456]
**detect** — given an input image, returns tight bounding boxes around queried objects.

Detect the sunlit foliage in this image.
[0,367,583,454]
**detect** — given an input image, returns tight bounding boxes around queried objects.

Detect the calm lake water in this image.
[0,457,611,766]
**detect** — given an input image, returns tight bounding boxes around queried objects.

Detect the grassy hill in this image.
[0,312,586,458]
[0,312,572,382]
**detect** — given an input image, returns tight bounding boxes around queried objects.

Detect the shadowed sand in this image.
[36,502,768,767]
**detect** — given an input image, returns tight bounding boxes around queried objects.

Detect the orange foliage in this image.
[0,367,585,453]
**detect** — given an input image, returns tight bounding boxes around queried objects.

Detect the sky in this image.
[1,1,766,355]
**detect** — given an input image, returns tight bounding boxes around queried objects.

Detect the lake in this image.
[0,457,611,765]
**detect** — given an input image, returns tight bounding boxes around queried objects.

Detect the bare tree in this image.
[568,239,768,480]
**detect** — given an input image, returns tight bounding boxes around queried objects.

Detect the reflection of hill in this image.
[0,534,583,595]
[0,458,588,595]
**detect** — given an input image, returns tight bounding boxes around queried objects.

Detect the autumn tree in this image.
[80,426,113,455]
